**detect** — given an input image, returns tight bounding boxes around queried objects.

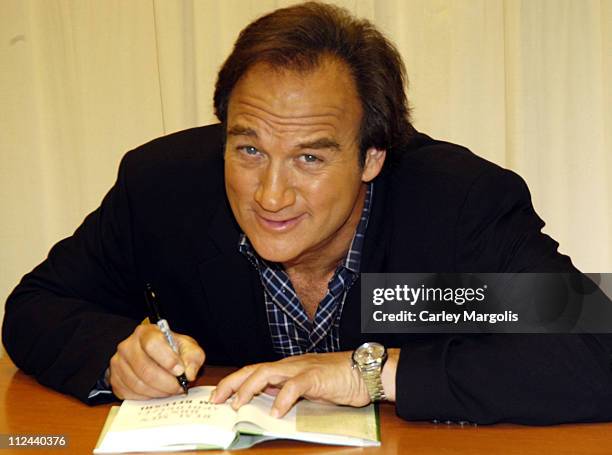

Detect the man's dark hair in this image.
[214,1,414,165]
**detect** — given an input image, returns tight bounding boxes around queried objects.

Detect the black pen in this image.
[144,283,189,395]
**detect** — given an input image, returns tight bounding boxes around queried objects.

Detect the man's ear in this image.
[361,148,386,182]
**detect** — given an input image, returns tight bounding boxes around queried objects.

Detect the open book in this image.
[94,386,380,452]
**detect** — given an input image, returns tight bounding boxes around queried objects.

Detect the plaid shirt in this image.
[238,183,373,357]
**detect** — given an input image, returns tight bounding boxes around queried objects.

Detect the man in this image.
[3,2,612,425]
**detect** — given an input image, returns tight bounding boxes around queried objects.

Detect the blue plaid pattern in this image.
[239,183,373,357]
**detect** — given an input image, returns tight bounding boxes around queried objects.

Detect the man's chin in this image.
[250,243,299,265]
[256,252,295,265]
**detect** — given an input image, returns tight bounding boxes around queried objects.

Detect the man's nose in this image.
[254,162,296,212]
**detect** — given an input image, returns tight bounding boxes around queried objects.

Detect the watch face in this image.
[353,342,385,365]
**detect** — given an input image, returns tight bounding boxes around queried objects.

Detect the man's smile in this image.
[254,212,306,232]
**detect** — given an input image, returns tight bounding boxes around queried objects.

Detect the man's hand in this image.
[212,350,397,418]
[109,323,205,400]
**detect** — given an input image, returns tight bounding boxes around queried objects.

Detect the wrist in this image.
[351,343,393,403]
[381,348,399,402]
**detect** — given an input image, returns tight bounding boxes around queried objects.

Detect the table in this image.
[1,355,611,454]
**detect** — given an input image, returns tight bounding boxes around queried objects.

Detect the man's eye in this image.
[300,154,320,163]
[238,146,259,156]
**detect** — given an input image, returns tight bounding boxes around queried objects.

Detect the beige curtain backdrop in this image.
[1,0,611,333]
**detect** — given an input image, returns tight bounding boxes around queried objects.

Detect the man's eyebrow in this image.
[227,125,258,138]
[297,138,341,150]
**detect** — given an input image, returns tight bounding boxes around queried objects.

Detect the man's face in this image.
[224,58,384,267]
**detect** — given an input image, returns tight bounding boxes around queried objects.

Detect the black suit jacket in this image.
[4,124,612,424]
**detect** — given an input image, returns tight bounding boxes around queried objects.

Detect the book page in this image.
[95,387,240,453]
[235,394,379,446]
[235,392,297,435]
[296,401,379,442]
[111,386,237,431]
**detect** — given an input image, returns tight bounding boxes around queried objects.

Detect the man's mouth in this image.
[255,213,305,232]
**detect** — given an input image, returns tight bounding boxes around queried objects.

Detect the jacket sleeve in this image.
[2,151,143,403]
[395,168,612,424]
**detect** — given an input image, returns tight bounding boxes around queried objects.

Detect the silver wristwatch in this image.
[351,342,388,402]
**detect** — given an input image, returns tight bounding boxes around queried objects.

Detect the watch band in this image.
[360,365,387,401]
[352,342,387,402]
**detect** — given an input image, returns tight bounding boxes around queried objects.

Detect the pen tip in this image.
[178,374,189,395]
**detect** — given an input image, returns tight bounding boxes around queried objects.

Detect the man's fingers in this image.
[271,377,311,418]
[109,364,150,400]
[212,352,369,414]
[177,335,205,381]
[110,353,177,398]
[231,365,288,410]
[116,336,184,395]
[138,326,185,376]
[110,323,207,400]
[212,365,260,403]
[263,385,281,396]
[118,353,180,397]
[213,366,316,417]
[139,327,205,381]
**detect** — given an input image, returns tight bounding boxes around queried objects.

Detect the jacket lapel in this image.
[197,196,277,365]
[340,176,390,349]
